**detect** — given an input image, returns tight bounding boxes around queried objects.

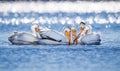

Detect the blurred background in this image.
[0,0,119,2]
[0,0,120,71]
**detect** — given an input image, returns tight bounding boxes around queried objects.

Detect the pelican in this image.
[8,24,101,45]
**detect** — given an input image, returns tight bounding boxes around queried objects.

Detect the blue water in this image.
[0,12,120,71]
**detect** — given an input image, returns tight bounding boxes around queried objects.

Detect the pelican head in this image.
[31,23,41,38]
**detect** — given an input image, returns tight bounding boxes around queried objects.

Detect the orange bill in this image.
[71,28,78,44]
[71,29,77,37]
[65,30,73,45]
[65,31,70,40]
